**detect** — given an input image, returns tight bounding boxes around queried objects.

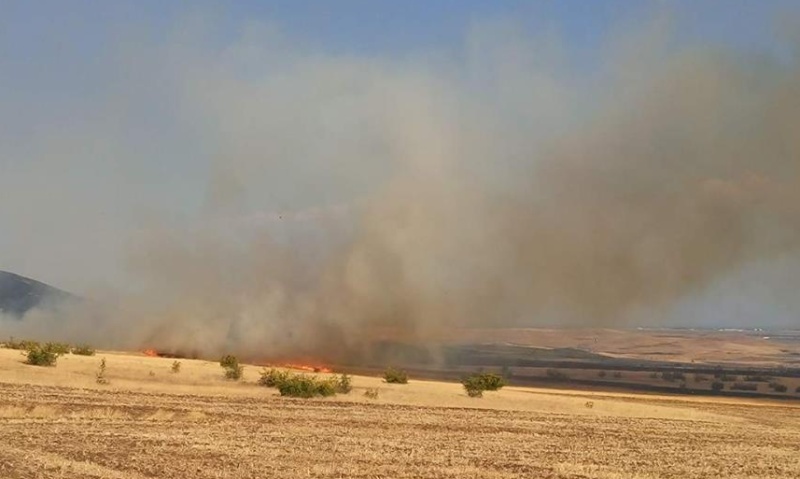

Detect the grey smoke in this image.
[2,12,800,359]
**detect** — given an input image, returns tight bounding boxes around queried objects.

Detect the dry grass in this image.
[0,348,799,478]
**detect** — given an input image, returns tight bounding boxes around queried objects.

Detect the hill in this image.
[0,270,76,318]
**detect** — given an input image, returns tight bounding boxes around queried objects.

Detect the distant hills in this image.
[0,270,77,318]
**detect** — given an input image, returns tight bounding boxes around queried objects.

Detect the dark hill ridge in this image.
[0,270,76,318]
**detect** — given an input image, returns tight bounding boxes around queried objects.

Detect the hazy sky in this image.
[2,1,800,333]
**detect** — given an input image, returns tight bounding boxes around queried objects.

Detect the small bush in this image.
[383,367,408,384]
[795,385,800,393]
[171,360,181,373]
[3,337,40,350]
[26,345,59,366]
[48,342,72,356]
[25,342,69,367]
[224,365,244,380]
[277,374,336,398]
[96,358,109,384]
[613,371,623,379]
[462,376,485,398]
[693,374,708,382]
[598,370,607,378]
[258,368,291,387]
[546,369,569,380]
[769,382,788,393]
[711,381,725,392]
[476,373,506,391]
[259,369,350,397]
[648,372,659,379]
[71,344,96,356]
[743,375,771,382]
[460,372,505,398]
[364,388,379,399]
[220,354,239,369]
[220,355,244,381]
[335,373,352,394]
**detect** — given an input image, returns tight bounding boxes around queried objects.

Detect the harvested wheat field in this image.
[1,349,799,479]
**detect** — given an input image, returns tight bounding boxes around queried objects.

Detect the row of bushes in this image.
[257,368,352,398]
[4,338,96,366]
[22,342,96,366]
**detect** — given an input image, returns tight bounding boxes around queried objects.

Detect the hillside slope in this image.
[0,270,75,318]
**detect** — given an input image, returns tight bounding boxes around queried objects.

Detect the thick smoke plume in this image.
[3,13,800,361]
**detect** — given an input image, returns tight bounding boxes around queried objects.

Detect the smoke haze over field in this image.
[2,3,800,359]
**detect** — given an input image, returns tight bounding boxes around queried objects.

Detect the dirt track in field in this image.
[1,377,799,479]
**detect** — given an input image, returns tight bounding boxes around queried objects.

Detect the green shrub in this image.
[3,337,40,350]
[383,367,408,384]
[277,374,337,398]
[71,344,96,356]
[743,375,771,382]
[25,342,70,367]
[259,369,349,397]
[462,376,485,397]
[476,372,506,391]
[224,365,244,380]
[460,372,506,398]
[26,345,59,366]
[171,360,181,373]
[258,368,291,387]
[48,342,71,355]
[220,355,243,380]
[220,354,238,369]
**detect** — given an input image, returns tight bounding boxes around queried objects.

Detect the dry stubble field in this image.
[0,348,799,479]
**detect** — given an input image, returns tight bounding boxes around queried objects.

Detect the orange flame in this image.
[283,363,333,374]
[254,359,333,373]
[142,349,158,357]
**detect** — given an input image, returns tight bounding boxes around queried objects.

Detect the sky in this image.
[2,1,800,336]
